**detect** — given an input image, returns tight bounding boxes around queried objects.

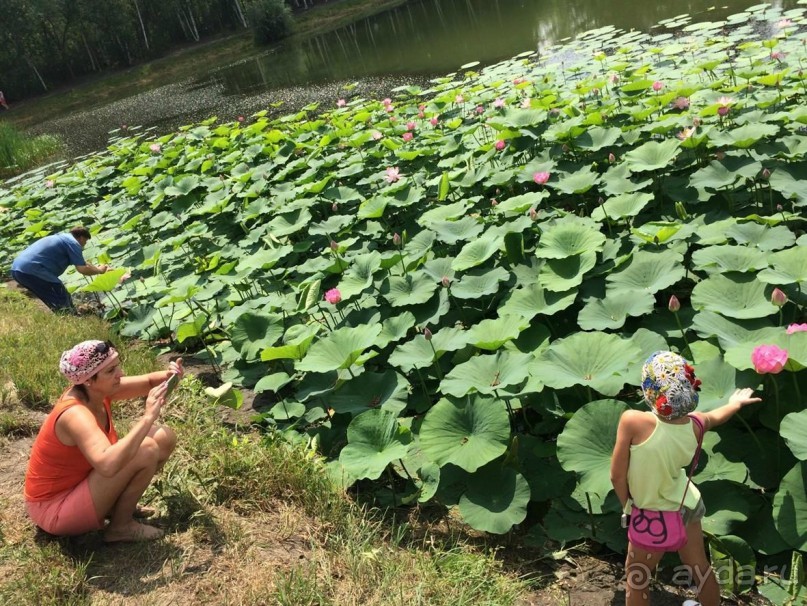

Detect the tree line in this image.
[0,0,315,103]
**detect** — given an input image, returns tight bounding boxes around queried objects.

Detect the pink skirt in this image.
[26,478,103,536]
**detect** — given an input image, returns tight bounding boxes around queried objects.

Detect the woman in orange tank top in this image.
[24,339,184,542]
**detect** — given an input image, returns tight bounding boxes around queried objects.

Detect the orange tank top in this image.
[24,392,118,501]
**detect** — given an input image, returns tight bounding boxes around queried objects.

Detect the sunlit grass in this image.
[0,122,63,179]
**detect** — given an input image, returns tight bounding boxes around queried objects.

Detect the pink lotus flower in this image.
[150,143,161,153]
[609,74,620,84]
[430,117,439,126]
[751,344,788,374]
[455,94,464,104]
[678,127,695,141]
[406,121,416,131]
[237,115,245,122]
[513,77,526,85]
[402,132,414,142]
[718,106,730,117]
[668,295,681,312]
[493,98,505,109]
[337,99,346,107]
[119,271,132,284]
[324,288,342,304]
[770,51,785,61]
[778,19,794,28]
[371,130,383,140]
[533,172,550,185]
[771,288,788,307]
[521,98,532,109]
[652,81,664,91]
[385,167,401,183]
[385,104,394,112]
[717,96,734,107]
[383,98,392,105]
[495,140,506,151]
[418,111,425,118]
[45,179,55,188]
[786,323,807,334]
[673,96,690,110]
[475,105,484,114]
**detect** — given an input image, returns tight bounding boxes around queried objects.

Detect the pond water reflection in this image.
[209,0,796,95]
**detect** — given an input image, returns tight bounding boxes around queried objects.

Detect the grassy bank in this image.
[0,122,63,179]
[0,288,533,605]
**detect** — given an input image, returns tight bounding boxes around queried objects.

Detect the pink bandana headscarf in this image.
[59,340,119,384]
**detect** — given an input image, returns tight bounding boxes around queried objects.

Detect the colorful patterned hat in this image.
[641,351,701,420]
[59,340,119,385]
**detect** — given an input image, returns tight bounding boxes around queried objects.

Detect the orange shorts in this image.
[25,478,103,536]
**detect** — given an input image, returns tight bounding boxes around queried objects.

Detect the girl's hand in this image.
[145,381,168,421]
[168,358,184,378]
[728,388,762,408]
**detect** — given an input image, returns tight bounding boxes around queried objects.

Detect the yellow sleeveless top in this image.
[625,412,702,513]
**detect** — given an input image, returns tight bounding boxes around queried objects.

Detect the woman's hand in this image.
[144,381,169,423]
[168,358,184,378]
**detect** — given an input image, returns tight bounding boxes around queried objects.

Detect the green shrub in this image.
[250,0,295,44]
[0,122,62,177]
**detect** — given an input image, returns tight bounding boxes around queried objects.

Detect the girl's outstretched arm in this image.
[698,388,762,431]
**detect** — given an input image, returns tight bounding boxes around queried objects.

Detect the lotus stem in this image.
[672,310,691,358]
[585,491,596,539]
[793,373,802,406]
[397,459,414,482]
[386,466,398,507]
[771,374,781,476]
[414,367,430,399]
[734,413,763,454]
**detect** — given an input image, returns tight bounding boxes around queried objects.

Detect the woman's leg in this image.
[678,520,720,606]
[87,436,163,541]
[148,424,177,470]
[625,542,664,606]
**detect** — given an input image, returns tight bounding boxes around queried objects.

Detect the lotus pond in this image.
[2,3,807,600]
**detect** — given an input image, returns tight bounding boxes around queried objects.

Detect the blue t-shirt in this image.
[11,233,86,283]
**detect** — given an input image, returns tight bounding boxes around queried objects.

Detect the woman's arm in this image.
[57,382,168,477]
[112,358,184,401]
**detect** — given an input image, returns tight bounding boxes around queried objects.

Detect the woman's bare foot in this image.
[104,521,164,543]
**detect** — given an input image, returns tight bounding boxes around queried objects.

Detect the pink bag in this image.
[627,415,704,553]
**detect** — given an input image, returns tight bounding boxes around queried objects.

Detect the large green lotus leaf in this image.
[591,191,653,221]
[781,411,807,462]
[538,253,597,293]
[231,311,284,361]
[266,208,312,237]
[758,246,807,286]
[498,283,577,319]
[606,249,685,295]
[440,351,532,397]
[600,162,652,196]
[375,312,416,349]
[574,126,622,152]
[724,330,807,371]
[709,535,756,594]
[630,221,683,245]
[578,290,655,330]
[388,326,468,372]
[78,268,129,292]
[254,372,293,394]
[261,324,320,362]
[164,175,201,197]
[557,400,628,509]
[328,370,409,416]
[237,245,294,271]
[419,394,510,473]
[699,480,755,537]
[517,435,576,501]
[689,161,742,200]
[773,462,807,551]
[624,138,681,172]
[691,245,769,274]
[696,436,750,484]
[691,310,775,350]
[535,216,606,259]
[382,272,438,307]
[430,217,484,245]
[726,222,796,252]
[466,316,529,350]
[296,324,382,372]
[308,214,353,237]
[711,122,779,148]
[691,274,778,319]
[620,328,670,385]
[553,166,599,195]
[357,196,389,219]
[694,356,757,411]
[532,332,640,396]
[338,410,411,480]
[452,234,501,271]
[769,163,807,205]
[738,505,791,556]
[493,191,549,215]
[403,230,436,262]
[417,200,471,226]
[337,251,382,299]
[458,463,530,534]
[450,266,510,300]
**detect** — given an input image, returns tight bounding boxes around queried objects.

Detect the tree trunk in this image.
[233,0,248,28]
[25,57,48,91]
[133,0,150,50]
[81,31,98,71]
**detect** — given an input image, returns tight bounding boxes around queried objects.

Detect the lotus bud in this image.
[529,207,538,220]
[393,233,401,246]
[441,276,451,288]
[330,240,339,251]
[675,201,688,220]
[491,199,498,206]
[423,327,433,341]
[761,168,771,180]
[693,117,701,127]
[771,288,788,307]
[718,105,729,116]
[332,202,338,212]
[598,197,604,205]
[715,150,725,161]
[608,152,616,164]
[668,295,681,313]
[777,204,783,212]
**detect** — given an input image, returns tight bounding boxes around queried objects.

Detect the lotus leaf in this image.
[440,350,532,397]
[388,326,468,373]
[699,480,755,537]
[328,371,409,416]
[538,254,597,293]
[498,283,577,319]
[757,246,807,286]
[691,245,769,274]
[339,410,412,480]
[418,394,511,473]
[773,462,807,551]
[577,290,655,330]
[296,324,382,373]
[450,266,510,299]
[532,332,639,396]
[430,217,485,244]
[383,272,438,307]
[458,463,530,534]
[606,249,685,295]
[452,234,501,271]
[591,192,653,221]
[624,139,681,172]
[231,311,284,361]
[726,222,796,252]
[691,274,778,319]
[535,216,606,259]
[465,316,529,350]
[78,268,129,292]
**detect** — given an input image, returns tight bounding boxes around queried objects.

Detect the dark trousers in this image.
[11,270,75,313]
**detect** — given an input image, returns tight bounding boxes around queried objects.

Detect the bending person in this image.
[24,340,183,542]
[11,226,109,313]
